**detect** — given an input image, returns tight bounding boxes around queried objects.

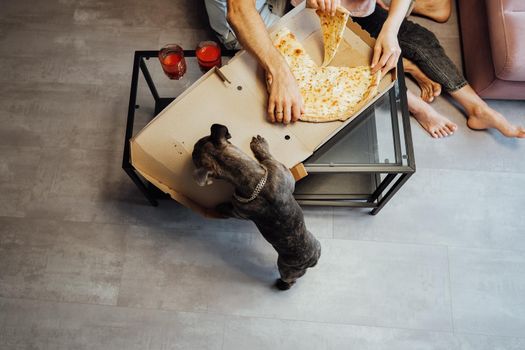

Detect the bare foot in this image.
[467,105,525,138]
[404,59,442,103]
[412,0,452,23]
[413,107,458,138]
[408,90,457,138]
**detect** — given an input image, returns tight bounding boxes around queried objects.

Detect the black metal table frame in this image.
[297,65,415,214]
[122,50,415,215]
[122,49,237,207]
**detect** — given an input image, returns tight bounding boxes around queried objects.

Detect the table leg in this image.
[123,167,159,207]
[368,173,397,203]
[139,58,160,103]
[370,172,412,215]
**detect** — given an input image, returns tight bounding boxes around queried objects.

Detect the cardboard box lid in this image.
[130,4,396,213]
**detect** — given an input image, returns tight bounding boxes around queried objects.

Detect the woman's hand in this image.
[306,0,341,15]
[371,27,401,75]
[371,0,412,75]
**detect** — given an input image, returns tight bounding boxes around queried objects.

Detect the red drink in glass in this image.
[159,44,186,80]
[196,41,222,72]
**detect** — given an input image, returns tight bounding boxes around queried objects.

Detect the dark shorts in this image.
[352,6,468,92]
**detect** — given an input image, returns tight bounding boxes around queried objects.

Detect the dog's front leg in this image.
[250,135,273,162]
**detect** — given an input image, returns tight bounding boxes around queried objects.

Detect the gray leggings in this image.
[352,5,467,92]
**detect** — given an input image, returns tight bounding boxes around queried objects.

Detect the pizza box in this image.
[130,2,397,216]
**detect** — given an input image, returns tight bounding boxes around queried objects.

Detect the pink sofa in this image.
[458,0,525,100]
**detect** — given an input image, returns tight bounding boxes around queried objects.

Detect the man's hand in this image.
[306,0,341,15]
[371,26,401,75]
[266,64,304,124]
[227,0,304,125]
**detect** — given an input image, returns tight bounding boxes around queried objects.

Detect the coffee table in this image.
[122,50,415,215]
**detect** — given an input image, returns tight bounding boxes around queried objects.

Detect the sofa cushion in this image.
[486,0,525,81]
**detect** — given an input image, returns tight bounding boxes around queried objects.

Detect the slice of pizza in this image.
[271,27,318,95]
[271,27,316,70]
[317,6,350,66]
[300,66,381,122]
[272,26,381,123]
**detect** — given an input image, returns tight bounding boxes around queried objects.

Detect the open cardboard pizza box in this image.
[130,3,397,216]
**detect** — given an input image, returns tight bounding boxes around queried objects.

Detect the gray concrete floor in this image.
[1,1,525,349]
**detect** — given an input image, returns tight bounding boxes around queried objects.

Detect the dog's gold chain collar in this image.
[233,165,268,204]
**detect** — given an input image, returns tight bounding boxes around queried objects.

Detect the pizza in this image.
[317,7,350,66]
[301,65,380,122]
[271,27,380,123]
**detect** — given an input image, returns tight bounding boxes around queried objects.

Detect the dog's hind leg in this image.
[275,257,308,290]
[250,135,273,162]
[275,268,306,290]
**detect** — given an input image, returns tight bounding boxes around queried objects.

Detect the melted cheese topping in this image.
[272,27,377,122]
[318,8,350,66]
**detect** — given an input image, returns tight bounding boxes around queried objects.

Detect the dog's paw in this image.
[250,135,270,155]
[274,278,295,291]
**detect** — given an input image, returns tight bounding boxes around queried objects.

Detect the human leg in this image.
[403,58,441,103]
[376,0,451,23]
[353,8,456,138]
[412,0,452,23]
[407,90,457,138]
[397,19,467,93]
[450,85,525,138]
[394,13,524,138]
[354,8,524,138]
[352,7,464,94]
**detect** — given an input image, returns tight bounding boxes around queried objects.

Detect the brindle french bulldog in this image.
[192,124,321,290]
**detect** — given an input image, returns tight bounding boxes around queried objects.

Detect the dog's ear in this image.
[210,124,231,145]
[193,167,213,186]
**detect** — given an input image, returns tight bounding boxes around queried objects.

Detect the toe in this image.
[433,83,442,97]
[420,89,427,102]
[426,88,434,102]
[422,88,432,103]
[444,125,455,135]
[427,87,435,102]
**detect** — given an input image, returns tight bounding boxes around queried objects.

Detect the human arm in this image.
[371,0,412,75]
[227,0,303,124]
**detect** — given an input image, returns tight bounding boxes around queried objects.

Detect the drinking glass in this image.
[196,41,222,73]
[159,44,187,80]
